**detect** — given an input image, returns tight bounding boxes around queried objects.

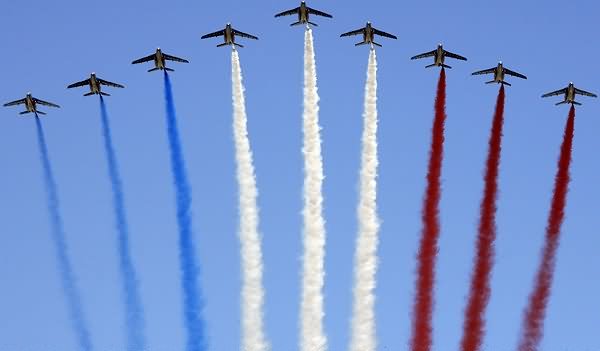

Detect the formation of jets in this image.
[2,0,597,116]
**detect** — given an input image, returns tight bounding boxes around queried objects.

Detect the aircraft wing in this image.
[541,88,567,98]
[67,79,90,88]
[340,28,365,37]
[472,68,496,76]
[307,7,333,18]
[34,98,60,108]
[98,78,125,88]
[274,7,299,17]
[164,53,189,63]
[504,68,527,79]
[575,88,597,97]
[444,50,467,61]
[233,29,259,40]
[201,30,225,39]
[131,54,155,65]
[411,50,436,60]
[373,28,398,39]
[3,98,26,107]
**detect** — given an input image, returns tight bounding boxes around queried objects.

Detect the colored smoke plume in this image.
[163,72,207,351]
[517,106,575,351]
[460,85,505,351]
[99,97,146,350]
[410,68,447,351]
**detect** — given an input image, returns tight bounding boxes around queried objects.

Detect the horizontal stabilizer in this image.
[573,101,582,105]
[290,21,303,26]
[425,63,437,68]
[355,41,368,46]
[372,42,382,47]
[99,92,111,97]
[442,64,452,69]
[148,67,160,72]
[35,111,46,115]
[19,111,31,115]
[234,43,244,48]
[500,80,512,86]
[308,22,318,27]
[217,42,230,48]
[164,67,174,72]
[84,92,96,96]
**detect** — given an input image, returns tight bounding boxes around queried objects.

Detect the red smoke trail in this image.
[517,106,575,351]
[410,68,446,351]
[460,85,505,351]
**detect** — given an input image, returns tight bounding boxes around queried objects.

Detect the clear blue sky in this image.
[1,0,599,350]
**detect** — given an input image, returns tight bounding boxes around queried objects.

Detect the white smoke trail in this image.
[350,49,380,351]
[300,28,328,351]
[231,49,269,351]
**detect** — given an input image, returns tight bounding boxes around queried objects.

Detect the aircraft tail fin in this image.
[148,67,160,72]
[84,92,96,97]
[99,92,111,97]
[164,67,175,72]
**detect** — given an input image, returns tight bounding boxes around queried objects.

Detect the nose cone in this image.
[570,81,573,85]
[438,43,442,47]
[92,72,96,75]
[27,92,31,96]
[499,61,502,65]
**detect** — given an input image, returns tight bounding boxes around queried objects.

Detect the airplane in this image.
[411,44,467,69]
[201,23,258,48]
[67,73,124,96]
[472,61,527,86]
[542,82,597,106]
[340,22,397,48]
[274,1,332,27]
[3,93,60,116]
[132,48,189,72]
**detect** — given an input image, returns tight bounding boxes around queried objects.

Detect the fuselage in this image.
[494,63,505,82]
[364,22,374,43]
[154,49,166,69]
[565,83,576,103]
[25,94,36,112]
[89,73,101,94]
[434,45,445,66]
[225,24,234,44]
[299,2,309,23]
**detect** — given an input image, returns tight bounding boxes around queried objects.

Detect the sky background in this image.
[1,0,599,350]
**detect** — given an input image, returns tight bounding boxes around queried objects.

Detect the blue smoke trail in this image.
[99,97,146,350]
[34,117,93,351]
[163,71,207,351]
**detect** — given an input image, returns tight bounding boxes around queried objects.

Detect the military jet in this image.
[274,1,332,27]
[67,73,124,96]
[132,48,189,72]
[472,62,527,86]
[3,93,60,116]
[201,23,258,48]
[542,82,597,106]
[340,22,397,48]
[411,44,467,69]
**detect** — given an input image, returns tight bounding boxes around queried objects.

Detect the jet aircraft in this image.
[201,23,258,48]
[411,44,467,69]
[340,22,397,48]
[274,1,332,27]
[67,73,124,96]
[542,82,597,105]
[472,62,527,86]
[132,48,189,72]
[3,93,60,116]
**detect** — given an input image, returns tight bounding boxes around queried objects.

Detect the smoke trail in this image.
[460,85,505,351]
[34,117,93,351]
[231,49,269,351]
[517,106,575,351]
[349,48,380,351]
[300,28,327,351]
[98,97,146,350]
[409,68,447,351]
[163,72,207,351]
